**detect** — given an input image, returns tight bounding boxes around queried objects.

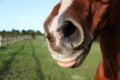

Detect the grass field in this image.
[0,38,102,80]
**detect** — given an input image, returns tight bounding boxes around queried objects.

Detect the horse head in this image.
[44,0,109,68]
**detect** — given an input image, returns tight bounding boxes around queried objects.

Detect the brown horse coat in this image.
[44,0,120,80]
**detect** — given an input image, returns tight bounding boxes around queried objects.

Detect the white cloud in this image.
[19,18,26,23]
[17,17,41,24]
[0,20,4,24]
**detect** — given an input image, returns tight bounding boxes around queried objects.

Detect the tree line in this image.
[0,29,44,38]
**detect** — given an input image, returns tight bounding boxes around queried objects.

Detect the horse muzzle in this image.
[45,19,92,68]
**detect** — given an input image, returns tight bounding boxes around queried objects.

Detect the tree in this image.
[21,30,27,35]
[1,30,6,36]
[26,30,35,39]
[11,29,20,36]
[35,30,42,35]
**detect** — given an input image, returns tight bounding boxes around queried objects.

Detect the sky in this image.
[0,0,60,33]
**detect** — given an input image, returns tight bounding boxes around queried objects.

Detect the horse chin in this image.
[55,48,90,68]
[73,49,90,68]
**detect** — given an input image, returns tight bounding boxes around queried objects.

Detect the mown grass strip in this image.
[0,39,101,80]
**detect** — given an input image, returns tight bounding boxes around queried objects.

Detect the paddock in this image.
[0,39,101,80]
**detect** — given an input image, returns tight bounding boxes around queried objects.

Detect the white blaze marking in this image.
[49,0,74,46]
[50,0,73,32]
[59,0,73,15]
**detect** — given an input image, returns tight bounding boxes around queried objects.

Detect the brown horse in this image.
[44,0,120,80]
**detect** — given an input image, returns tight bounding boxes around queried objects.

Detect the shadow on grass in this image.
[30,41,44,80]
[0,41,27,79]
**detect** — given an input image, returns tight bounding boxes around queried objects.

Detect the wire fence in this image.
[0,35,29,48]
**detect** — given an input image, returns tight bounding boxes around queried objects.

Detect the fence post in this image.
[0,35,1,48]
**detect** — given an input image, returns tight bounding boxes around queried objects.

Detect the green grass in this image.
[0,38,102,80]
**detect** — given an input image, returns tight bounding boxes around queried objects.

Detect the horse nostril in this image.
[56,21,82,48]
[61,21,77,37]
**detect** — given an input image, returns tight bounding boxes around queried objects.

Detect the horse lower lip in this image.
[56,60,77,68]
